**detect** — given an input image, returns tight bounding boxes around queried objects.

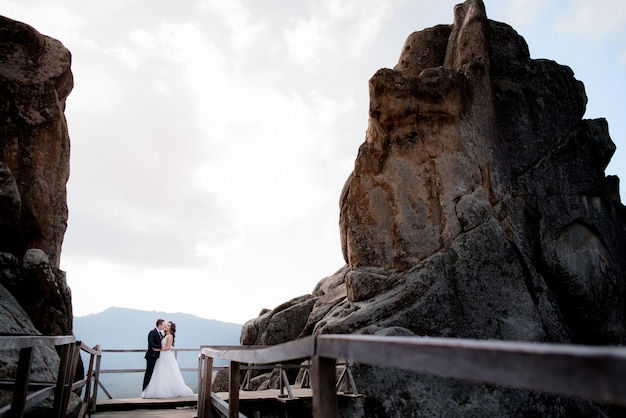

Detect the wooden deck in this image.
[94,389,315,416]
[94,408,197,418]
[96,395,197,417]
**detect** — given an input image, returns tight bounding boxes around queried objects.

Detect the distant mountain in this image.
[73,306,242,350]
[73,307,243,399]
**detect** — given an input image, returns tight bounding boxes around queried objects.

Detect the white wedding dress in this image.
[141,336,193,398]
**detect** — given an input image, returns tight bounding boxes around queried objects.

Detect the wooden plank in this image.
[197,354,212,418]
[79,341,102,356]
[211,392,246,418]
[228,361,240,418]
[215,388,313,401]
[10,347,33,418]
[317,334,626,406]
[201,336,314,364]
[92,351,103,411]
[52,343,74,418]
[100,348,198,353]
[96,396,197,409]
[81,344,99,414]
[311,356,337,418]
[59,343,81,416]
[96,395,197,407]
[0,335,75,350]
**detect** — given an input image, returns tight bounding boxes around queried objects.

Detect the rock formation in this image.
[0,13,75,408]
[0,14,73,335]
[242,1,626,416]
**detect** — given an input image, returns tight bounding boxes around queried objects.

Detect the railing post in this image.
[311,355,337,418]
[196,355,203,417]
[89,344,101,414]
[91,347,103,410]
[198,354,213,418]
[10,346,33,418]
[52,342,74,418]
[81,344,98,414]
[229,361,240,418]
[278,364,285,398]
[56,342,81,418]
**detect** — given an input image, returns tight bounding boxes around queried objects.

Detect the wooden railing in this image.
[0,334,101,418]
[198,335,626,418]
[75,342,102,416]
[95,348,199,400]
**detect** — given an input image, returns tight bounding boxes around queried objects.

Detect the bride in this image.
[141,321,193,398]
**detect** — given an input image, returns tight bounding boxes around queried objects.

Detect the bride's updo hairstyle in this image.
[168,321,177,346]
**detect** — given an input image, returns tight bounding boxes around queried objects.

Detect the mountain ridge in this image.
[73,306,242,349]
[72,306,242,398]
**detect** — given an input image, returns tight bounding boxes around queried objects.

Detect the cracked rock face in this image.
[0,15,74,338]
[0,15,72,269]
[242,0,626,416]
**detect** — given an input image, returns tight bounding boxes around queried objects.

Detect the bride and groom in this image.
[141,318,193,398]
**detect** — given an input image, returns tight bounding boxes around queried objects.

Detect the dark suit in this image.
[142,328,162,390]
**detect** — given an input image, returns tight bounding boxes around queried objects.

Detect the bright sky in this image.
[1,0,624,324]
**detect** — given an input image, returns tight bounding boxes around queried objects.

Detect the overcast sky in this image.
[1,0,624,325]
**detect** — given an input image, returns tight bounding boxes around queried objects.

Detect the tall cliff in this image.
[0,15,73,341]
[242,1,626,416]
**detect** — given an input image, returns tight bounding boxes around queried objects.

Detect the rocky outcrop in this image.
[0,15,72,269]
[0,21,75,416]
[0,14,76,414]
[0,15,73,337]
[0,282,62,411]
[243,0,626,416]
[0,284,60,379]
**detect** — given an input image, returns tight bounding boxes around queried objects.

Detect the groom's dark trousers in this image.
[143,328,162,390]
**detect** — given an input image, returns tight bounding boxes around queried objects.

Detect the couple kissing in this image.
[141,318,193,398]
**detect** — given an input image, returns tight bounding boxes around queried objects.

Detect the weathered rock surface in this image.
[0,282,62,411]
[0,15,73,337]
[0,14,75,410]
[243,1,626,416]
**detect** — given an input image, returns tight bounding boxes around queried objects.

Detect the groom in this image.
[143,318,165,390]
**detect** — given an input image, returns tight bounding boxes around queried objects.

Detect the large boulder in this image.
[244,0,626,416]
[0,15,73,335]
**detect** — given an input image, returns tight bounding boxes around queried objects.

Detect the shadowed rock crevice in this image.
[242,0,626,416]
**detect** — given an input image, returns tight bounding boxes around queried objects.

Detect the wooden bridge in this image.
[2,333,626,417]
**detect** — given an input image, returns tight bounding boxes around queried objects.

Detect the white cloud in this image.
[285,17,325,70]
[0,2,84,43]
[284,0,392,71]
[197,0,268,49]
[554,0,626,42]
[285,17,322,71]
[494,0,553,27]
[129,29,155,49]
[106,46,139,69]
